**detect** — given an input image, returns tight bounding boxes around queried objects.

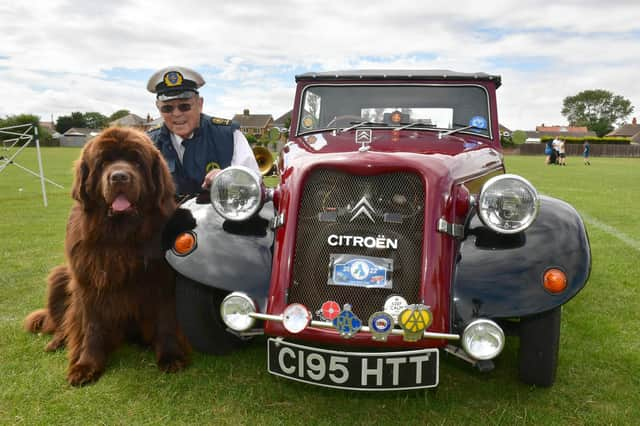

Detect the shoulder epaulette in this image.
[211,117,232,126]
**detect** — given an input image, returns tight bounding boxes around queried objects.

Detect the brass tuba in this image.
[252,146,275,176]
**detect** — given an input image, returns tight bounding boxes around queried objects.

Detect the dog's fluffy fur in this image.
[24,127,190,386]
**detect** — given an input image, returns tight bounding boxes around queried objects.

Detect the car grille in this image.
[288,169,425,321]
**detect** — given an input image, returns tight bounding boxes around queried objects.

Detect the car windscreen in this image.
[297,84,491,137]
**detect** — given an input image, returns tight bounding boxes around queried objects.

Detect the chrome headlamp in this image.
[478,174,539,234]
[462,319,505,360]
[220,292,257,332]
[210,166,264,221]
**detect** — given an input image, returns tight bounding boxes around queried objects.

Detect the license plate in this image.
[267,339,439,391]
[328,254,393,289]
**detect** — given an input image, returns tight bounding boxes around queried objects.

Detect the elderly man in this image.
[147,66,258,195]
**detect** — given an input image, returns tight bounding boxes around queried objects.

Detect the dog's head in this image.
[72,127,176,220]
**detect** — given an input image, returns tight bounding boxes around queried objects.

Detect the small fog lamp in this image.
[462,319,505,360]
[220,292,256,332]
[210,166,264,221]
[282,303,311,334]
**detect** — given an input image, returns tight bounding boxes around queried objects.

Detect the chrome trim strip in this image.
[249,312,460,341]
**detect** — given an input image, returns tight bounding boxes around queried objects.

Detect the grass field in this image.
[1,148,639,425]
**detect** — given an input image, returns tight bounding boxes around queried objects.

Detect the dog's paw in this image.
[157,354,188,373]
[45,334,66,352]
[67,363,103,386]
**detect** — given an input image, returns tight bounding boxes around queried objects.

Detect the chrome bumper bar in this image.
[248,312,460,341]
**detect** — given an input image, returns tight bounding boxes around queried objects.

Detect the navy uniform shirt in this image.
[149,114,236,195]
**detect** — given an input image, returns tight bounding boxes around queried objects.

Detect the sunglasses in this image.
[159,103,193,114]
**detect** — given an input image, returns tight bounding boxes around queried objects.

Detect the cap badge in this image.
[164,71,184,87]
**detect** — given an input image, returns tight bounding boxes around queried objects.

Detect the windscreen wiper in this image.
[339,121,388,133]
[438,124,477,139]
[393,121,436,132]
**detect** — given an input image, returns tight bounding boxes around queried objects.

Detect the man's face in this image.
[157,95,203,138]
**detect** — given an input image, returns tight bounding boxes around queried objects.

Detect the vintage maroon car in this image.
[167,70,591,391]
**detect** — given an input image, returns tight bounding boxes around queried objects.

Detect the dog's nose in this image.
[110,170,130,183]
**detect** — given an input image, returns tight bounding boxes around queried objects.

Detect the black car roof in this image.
[295,69,501,88]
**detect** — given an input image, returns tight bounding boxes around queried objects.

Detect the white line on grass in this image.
[580,212,640,252]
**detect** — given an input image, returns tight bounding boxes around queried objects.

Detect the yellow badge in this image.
[398,304,433,342]
[163,71,183,87]
[205,162,220,172]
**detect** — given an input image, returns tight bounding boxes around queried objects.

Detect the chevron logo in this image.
[349,196,376,222]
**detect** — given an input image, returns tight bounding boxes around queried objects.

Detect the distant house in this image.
[607,117,640,144]
[110,113,148,129]
[273,110,292,130]
[232,109,274,139]
[524,123,596,143]
[60,128,101,147]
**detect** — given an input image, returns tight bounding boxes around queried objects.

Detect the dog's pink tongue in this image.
[111,194,131,212]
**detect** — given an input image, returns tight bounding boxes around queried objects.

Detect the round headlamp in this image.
[478,174,539,234]
[282,304,311,334]
[462,319,505,360]
[210,166,264,221]
[220,292,256,332]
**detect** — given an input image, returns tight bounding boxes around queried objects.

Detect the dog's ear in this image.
[71,157,90,206]
[152,148,176,218]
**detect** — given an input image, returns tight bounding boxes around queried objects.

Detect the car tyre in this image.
[175,274,246,355]
[518,306,561,387]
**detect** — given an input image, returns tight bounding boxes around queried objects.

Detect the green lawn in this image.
[1,148,639,425]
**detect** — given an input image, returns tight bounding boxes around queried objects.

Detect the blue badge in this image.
[332,304,362,338]
[332,258,391,289]
[469,116,487,129]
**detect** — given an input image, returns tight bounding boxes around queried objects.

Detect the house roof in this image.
[607,123,640,137]
[232,112,273,128]
[63,128,101,136]
[273,110,292,128]
[110,113,146,127]
[535,125,589,133]
[524,130,597,139]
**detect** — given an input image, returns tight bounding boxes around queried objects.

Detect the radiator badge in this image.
[368,311,394,341]
[350,196,376,222]
[316,300,341,321]
[333,304,362,338]
[327,234,398,250]
[398,304,433,342]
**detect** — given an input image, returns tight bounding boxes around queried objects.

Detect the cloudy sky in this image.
[1,0,639,130]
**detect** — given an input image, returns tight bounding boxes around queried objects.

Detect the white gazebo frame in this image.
[0,123,63,207]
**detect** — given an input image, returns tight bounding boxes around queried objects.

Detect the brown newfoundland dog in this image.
[24,127,191,386]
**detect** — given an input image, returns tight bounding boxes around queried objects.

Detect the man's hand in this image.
[202,169,221,189]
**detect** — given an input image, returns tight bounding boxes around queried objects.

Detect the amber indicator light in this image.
[174,232,196,255]
[543,268,567,293]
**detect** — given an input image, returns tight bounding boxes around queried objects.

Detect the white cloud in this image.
[0,0,639,129]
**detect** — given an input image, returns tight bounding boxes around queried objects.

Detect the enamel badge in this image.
[332,304,362,338]
[398,304,433,342]
[368,311,394,341]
